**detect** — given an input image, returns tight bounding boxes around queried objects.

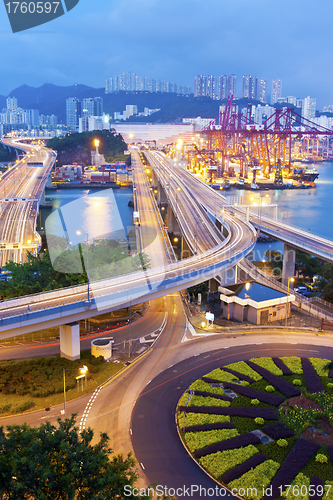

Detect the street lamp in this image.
[76,231,90,302]
[285,277,295,326]
[63,365,88,418]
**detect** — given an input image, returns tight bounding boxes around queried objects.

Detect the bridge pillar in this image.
[209,278,219,292]
[167,205,180,235]
[282,244,296,287]
[220,266,238,286]
[60,322,80,360]
[157,181,168,206]
[181,237,192,259]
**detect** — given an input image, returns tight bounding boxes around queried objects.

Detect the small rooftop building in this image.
[218,281,295,325]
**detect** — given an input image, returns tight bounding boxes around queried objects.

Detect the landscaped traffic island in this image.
[177,357,333,500]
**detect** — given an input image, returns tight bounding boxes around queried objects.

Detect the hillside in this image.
[5,83,266,124]
[47,130,129,167]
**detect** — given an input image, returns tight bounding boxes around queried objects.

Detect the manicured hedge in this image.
[220,367,254,383]
[183,422,235,432]
[224,361,262,381]
[247,360,301,398]
[194,432,262,458]
[179,405,278,420]
[261,422,294,440]
[262,438,320,500]
[221,453,267,483]
[249,357,283,376]
[272,357,293,376]
[198,445,259,480]
[222,382,284,406]
[310,476,324,500]
[193,390,232,402]
[301,358,325,393]
[229,460,280,500]
[185,428,239,453]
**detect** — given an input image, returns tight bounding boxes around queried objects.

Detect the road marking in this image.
[130,428,132,436]
[140,463,145,470]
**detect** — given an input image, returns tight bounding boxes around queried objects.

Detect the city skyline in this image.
[1,0,333,108]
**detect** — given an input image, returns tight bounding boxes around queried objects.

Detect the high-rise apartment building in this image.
[218,75,227,100]
[6,97,18,110]
[242,76,258,100]
[302,96,316,120]
[106,71,191,95]
[206,76,216,99]
[194,75,206,97]
[227,75,236,98]
[242,76,251,98]
[258,79,267,103]
[66,98,82,130]
[271,78,282,104]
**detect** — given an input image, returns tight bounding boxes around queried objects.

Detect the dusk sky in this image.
[1,0,333,108]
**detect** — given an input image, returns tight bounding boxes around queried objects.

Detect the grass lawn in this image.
[0,351,123,417]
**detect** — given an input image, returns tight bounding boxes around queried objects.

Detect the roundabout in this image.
[131,342,333,500]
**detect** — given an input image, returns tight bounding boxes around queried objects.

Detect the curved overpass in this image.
[0,138,56,266]
[0,148,256,339]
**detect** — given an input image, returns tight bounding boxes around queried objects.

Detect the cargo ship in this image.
[293,165,319,183]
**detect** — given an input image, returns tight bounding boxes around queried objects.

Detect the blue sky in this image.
[1,0,333,108]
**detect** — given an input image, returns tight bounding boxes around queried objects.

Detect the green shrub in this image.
[327,383,333,389]
[292,379,302,386]
[184,428,239,453]
[241,381,250,386]
[254,417,265,425]
[250,357,283,376]
[199,446,259,479]
[265,385,275,392]
[251,398,260,406]
[281,473,310,500]
[277,439,288,447]
[316,453,328,464]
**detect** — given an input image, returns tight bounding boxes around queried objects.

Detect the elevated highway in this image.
[0,148,256,359]
[0,138,56,266]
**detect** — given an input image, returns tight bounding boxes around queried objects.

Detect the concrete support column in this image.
[167,205,180,235]
[60,322,80,360]
[220,266,238,286]
[157,181,168,205]
[282,244,296,287]
[181,237,192,259]
[209,278,219,292]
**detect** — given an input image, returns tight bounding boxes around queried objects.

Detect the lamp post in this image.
[285,277,295,326]
[63,365,88,418]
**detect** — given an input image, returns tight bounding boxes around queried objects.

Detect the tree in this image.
[295,251,324,280]
[317,263,333,303]
[0,415,150,499]
[263,250,283,277]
